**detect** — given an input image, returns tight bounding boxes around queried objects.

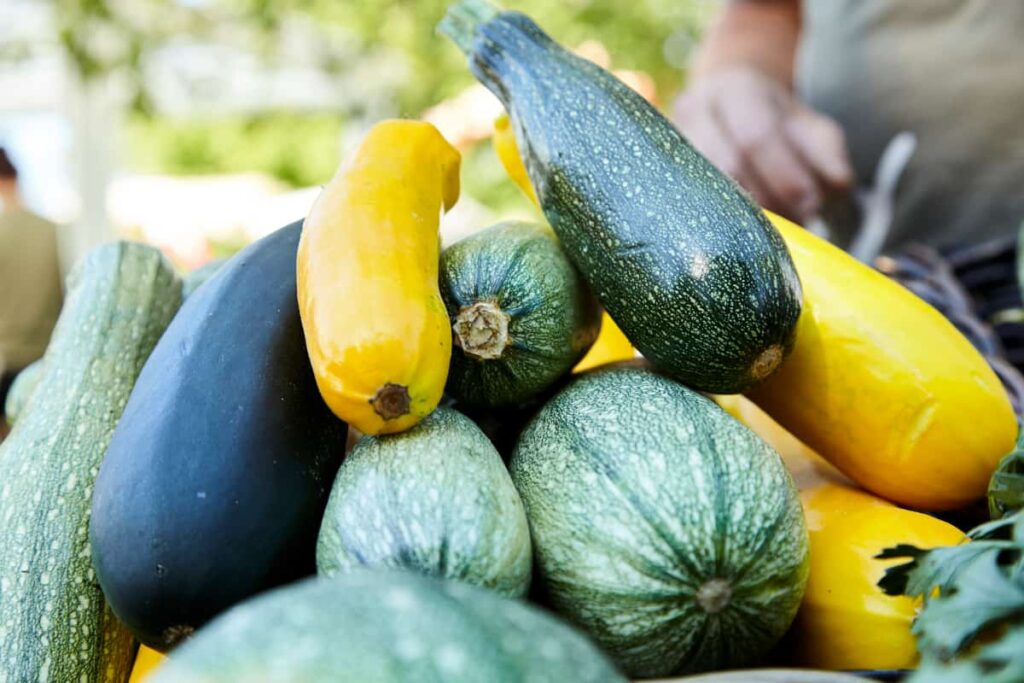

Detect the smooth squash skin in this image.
[298,119,460,435]
[491,113,635,374]
[748,211,1017,510]
[794,483,965,670]
[316,407,532,597]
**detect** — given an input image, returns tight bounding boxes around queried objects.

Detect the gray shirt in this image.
[796,0,1024,249]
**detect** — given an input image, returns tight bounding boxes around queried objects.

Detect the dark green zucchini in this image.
[316,406,531,597]
[440,221,600,407]
[509,366,809,677]
[440,2,802,394]
[90,222,348,652]
[0,242,181,682]
[150,570,625,683]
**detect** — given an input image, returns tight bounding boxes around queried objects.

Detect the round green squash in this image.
[440,221,600,407]
[150,570,626,683]
[509,367,809,677]
[317,406,532,597]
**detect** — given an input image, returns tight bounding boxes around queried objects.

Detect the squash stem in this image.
[696,578,733,614]
[438,0,501,55]
[371,383,412,421]
[454,301,511,361]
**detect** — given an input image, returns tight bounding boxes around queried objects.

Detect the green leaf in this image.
[911,552,1024,657]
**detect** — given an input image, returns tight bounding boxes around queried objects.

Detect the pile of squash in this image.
[0,1,1017,681]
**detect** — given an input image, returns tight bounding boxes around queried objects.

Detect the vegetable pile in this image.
[0,1,1019,681]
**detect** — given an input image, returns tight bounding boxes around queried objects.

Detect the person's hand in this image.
[672,66,854,222]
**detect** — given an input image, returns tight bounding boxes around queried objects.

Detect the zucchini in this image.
[440,1,802,394]
[150,570,625,683]
[509,367,809,676]
[90,222,349,652]
[317,406,531,597]
[440,221,600,407]
[3,358,43,426]
[0,242,181,682]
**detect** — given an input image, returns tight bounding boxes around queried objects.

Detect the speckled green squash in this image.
[509,367,809,677]
[440,2,802,394]
[317,407,531,597]
[0,242,181,682]
[150,570,625,683]
[440,221,600,407]
[3,358,42,426]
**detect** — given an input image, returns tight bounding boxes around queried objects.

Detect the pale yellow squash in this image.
[492,113,636,373]
[747,211,1016,510]
[298,120,460,435]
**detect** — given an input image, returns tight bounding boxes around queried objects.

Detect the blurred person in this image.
[0,146,63,424]
[672,1,1024,251]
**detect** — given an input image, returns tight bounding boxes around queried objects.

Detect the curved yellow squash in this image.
[492,113,635,374]
[795,482,964,670]
[747,211,1016,510]
[298,120,460,435]
[129,646,166,682]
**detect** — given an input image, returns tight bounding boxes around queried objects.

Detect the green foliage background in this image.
[56,0,716,203]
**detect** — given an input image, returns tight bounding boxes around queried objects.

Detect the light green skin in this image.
[151,570,626,683]
[317,407,532,598]
[440,221,600,407]
[3,359,43,426]
[509,367,809,678]
[0,242,182,682]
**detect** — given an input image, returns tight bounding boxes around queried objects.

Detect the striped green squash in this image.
[317,406,531,597]
[0,242,181,682]
[151,570,625,683]
[509,367,809,677]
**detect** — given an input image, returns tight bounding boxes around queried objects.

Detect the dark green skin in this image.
[441,2,802,394]
[316,407,532,598]
[441,221,600,407]
[151,570,626,683]
[509,367,809,677]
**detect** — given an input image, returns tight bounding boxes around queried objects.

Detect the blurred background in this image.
[0,0,719,272]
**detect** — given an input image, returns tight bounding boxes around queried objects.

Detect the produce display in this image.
[297,119,460,435]
[317,406,532,597]
[3,2,1017,681]
[510,367,809,677]
[149,570,625,683]
[0,242,181,682]
[90,223,348,651]
[440,0,802,395]
[2,356,41,426]
[441,221,600,407]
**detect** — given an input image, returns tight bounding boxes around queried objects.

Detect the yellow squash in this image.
[720,396,965,670]
[298,120,460,435]
[747,211,1016,510]
[129,646,166,682]
[794,482,964,670]
[492,113,636,373]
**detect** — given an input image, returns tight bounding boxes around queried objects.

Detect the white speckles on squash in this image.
[316,407,532,599]
[0,242,181,682]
